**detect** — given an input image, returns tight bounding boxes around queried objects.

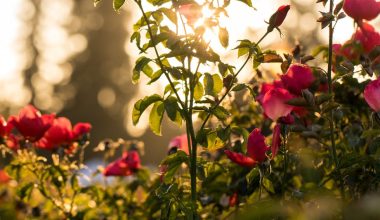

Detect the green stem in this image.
[326,0,344,199]
[135,0,187,113]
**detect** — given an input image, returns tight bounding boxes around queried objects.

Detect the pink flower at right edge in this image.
[364,78,380,112]
[343,0,380,22]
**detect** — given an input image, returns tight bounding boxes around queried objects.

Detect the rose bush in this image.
[1,0,380,219]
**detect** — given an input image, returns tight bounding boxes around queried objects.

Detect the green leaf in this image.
[206,132,224,151]
[246,168,260,184]
[204,73,223,96]
[194,82,204,101]
[212,106,230,120]
[113,0,125,11]
[164,96,182,127]
[159,8,177,24]
[17,182,34,201]
[133,57,152,83]
[149,101,165,136]
[237,0,253,7]
[218,27,229,48]
[132,94,162,125]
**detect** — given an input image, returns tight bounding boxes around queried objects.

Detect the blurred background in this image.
[0,0,375,165]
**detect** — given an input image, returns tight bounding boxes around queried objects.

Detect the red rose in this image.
[343,0,380,21]
[72,122,92,140]
[268,5,291,32]
[262,88,294,121]
[37,117,73,150]
[0,170,10,184]
[364,78,380,112]
[229,193,238,207]
[168,134,189,154]
[6,134,20,151]
[225,128,269,168]
[11,105,54,142]
[0,115,13,137]
[281,63,315,95]
[103,151,141,176]
[256,80,284,104]
[352,23,380,53]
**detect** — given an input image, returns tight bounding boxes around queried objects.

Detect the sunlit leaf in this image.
[113,0,125,11]
[149,101,165,136]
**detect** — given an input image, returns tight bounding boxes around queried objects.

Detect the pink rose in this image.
[103,151,141,177]
[343,0,380,21]
[364,78,380,112]
[281,63,315,95]
[353,23,380,53]
[262,88,294,121]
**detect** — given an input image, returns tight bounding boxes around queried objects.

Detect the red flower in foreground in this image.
[281,63,315,95]
[168,134,189,154]
[11,105,54,142]
[38,117,73,150]
[72,123,92,140]
[343,0,380,22]
[262,88,294,121]
[0,170,10,184]
[353,23,380,53]
[364,78,380,112]
[0,116,13,137]
[268,5,291,32]
[225,129,269,168]
[103,151,141,176]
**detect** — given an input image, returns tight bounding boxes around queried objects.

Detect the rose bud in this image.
[364,78,380,112]
[72,122,92,140]
[262,88,294,121]
[352,23,380,53]
[11,105,54,142]
[103,151,141,176]
[225,128,269,168]
[281,63,315,95]
[267,5,291,32]
[168,134,189,155]
[343,0,380,22]
[271,123,281,159]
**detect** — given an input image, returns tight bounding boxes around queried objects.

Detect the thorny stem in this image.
[326,0,345,198]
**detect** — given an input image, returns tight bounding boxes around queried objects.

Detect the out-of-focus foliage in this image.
[1,0,380,219]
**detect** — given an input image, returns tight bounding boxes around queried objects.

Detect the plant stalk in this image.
[326,0,344,198]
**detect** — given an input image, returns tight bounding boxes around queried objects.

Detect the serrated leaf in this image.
[149,101,165,136]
